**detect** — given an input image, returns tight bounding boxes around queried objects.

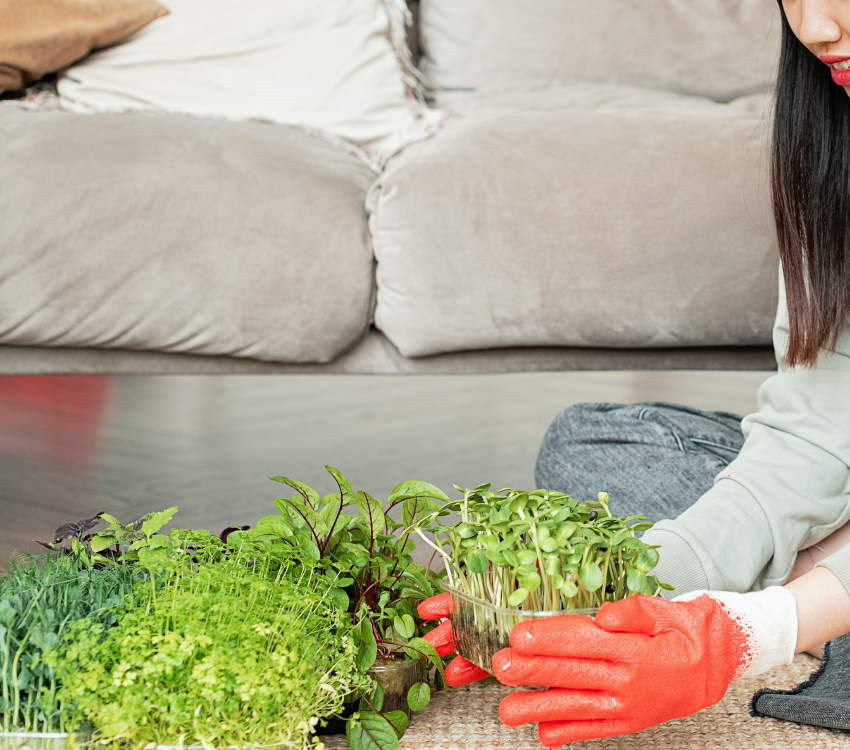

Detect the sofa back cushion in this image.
[0,0,167,93]
[419,0,781,104]
[57,0,438,163]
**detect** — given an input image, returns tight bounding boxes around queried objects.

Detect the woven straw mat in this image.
[322,655,850,750]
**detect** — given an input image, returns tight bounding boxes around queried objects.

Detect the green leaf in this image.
[320,503,347,538]
[140,507,178,538]
[384,711,409,739]
[485,547,507,565]
[279,497,328,539]
[508,588,529,606]
[99,513,124,532]
[393,614,415,639]
[325,465,355,501]
[148,534,172,549]
[560,580,578,598]
[407,681,430,712]
[295,533,320,561]
[502,549,520,568]
[404,565,435,596]
[357,620,378,672]
[630,522,654,532]
[356,491,386,544]
[466,549,489,575]
[252,515,295,539]
[516,549,538,565]
[509,494,529,513]
[328,587,349,611]
[401,496,442,528]
[389,480,451,506]
[403,637,446,680]
[635,548,660,573]
[271,475,322,509]
[607,528,630,546]
[88,534,116,553]
[578,563,604,592]
[619,537,646,549]
[496,533,518,551]
[520,573,541,592]
[538,537,559,553]
[359,681,384,712]
[346,712,399,750]
[626,568,647,592]
[399,586,426,602]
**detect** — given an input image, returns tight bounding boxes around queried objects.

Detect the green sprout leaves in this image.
[466,549,489,575]
[578,562,604,592]
[406,486,671,612]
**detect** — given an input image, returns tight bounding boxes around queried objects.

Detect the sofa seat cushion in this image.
[0,108,377,363]
[368,84,779,358]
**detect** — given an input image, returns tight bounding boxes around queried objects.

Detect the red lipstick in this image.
[819,55,850,85]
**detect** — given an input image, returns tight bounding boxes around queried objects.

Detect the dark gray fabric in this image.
[752,635,850,730]
[534,402,744,522]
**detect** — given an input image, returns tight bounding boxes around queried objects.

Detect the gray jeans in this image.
[535,402,744,523]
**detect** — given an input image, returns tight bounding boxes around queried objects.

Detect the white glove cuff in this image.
[674,587,798,680]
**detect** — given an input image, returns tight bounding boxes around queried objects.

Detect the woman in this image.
[419,0,850,745]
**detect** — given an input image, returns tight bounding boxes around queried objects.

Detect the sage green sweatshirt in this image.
[644,271,850,597]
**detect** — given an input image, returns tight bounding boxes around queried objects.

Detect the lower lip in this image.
[831,67,850,85]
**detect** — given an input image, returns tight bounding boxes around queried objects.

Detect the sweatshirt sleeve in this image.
[643,272,850,595]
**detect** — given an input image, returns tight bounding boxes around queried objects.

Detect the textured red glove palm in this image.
[419,592,491,686]
[492,594,750,747]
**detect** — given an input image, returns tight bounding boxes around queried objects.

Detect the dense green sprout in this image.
[412,485,673,611]
[52,530,368,750]
[0,547,145,732]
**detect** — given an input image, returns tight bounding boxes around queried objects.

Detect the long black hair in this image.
[772,0,850,366]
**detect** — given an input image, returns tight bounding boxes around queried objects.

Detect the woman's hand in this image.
[493,589,798,747]
[418,593,491,686]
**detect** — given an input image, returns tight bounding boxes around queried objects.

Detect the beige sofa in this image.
[0,0,781,375]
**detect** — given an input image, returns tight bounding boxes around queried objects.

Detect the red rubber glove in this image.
[418,593,491,686]
[492,590,798,747]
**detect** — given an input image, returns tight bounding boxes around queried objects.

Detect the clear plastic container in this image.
[443,580,598,673]
[367,658,425,718]
[0,732,90,750]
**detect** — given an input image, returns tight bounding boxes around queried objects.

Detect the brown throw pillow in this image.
[0,0,168,93]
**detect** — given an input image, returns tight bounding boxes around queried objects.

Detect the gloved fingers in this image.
[537,719,634,747]
[444,655,491,687]
[499,688,621,727]
[510,614,648,661]
[423,619,454,657]
[492,648,627,691]
[418,592,452,621]
[595,594,690,636]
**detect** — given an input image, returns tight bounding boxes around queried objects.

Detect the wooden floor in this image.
[0,371,771,568]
